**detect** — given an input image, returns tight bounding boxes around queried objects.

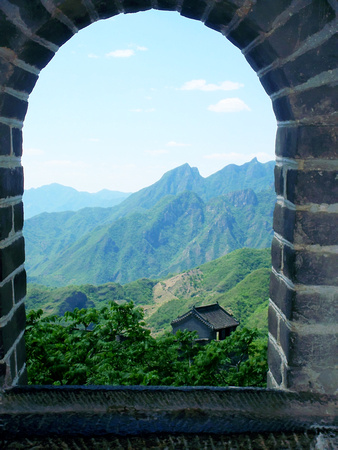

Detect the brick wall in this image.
[0,0,336,393]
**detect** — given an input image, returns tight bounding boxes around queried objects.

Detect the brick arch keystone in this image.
[0,0,337,393]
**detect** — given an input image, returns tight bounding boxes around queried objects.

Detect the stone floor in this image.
[1,431,338,449]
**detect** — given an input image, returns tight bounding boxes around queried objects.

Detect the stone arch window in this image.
[0,0,337,397]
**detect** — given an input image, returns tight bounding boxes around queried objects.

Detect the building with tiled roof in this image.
[171,303,239,342]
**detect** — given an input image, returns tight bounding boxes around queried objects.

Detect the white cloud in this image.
[145,149,169,156]
[208,98,250,113]
[88,138,100,142]
[88,53,99,59]
[106,49,135,58]
[166,141,190,147]
[180,79,243,91]
[136,46,148,51]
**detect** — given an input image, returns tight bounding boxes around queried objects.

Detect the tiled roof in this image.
[172,303,239,330]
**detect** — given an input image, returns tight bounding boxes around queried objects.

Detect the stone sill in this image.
[0,386,337,437]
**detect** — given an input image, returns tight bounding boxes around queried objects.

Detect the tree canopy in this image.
[25,302,267,387]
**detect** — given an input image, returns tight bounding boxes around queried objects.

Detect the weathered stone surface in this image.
[295,210,338,246]
[266,0,335,60]
[36,18,74,47]
[204,2,237,32]
[0,236,25,282]
[0,362,6,385]
[287,169,338,205]
[269,271,295,320]
[239,0,293,33]
[57,0,93,30]
[268,341,283,386]
[0,303,26,358]
[288,85,338,121]
[245,40,278,72]
[260,67,290,95]
[14,269,26,304]
[281,242,295,281]
[271,236,282,273]
[9,350,16,380]
[292,288,338,325]
[93,0,120,18]
[0,167,24,199]
[268,304,278,341]
[17,367,27,385]
[12,128,23,157]
[5,0,51,30]
[0,206,12,240]
[276,125,337,159]
[287,330,338,369]
[2,432,338,450]
[0,281,13,318]
[1,386,336,435]
[271,238,295,281]
[19,40,55,70]
[273,203,295,243]
[227,20,260,49]
[123,0,152,13]
[13,202,23,232]
[269,34,338,92]
[16,333,26,373]
[274,165,284,197]
[293,249,338,286]
[6,66,39,93]
[0,0,337,398]
[286,365,338,394]
[279,317,291,360]
[285,168,297,204]
[0,93,28,121]
[272,95,294,122]
[0,123,11,156]
[271,273,338,324]
[0,10,19,48]
[153,0,179,12]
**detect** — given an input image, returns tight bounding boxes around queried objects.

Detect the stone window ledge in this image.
[0,386,336,437]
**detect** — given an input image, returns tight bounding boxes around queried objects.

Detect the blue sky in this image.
[22,10,277,193]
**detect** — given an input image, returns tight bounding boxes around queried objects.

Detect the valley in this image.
[24,158,275,287]
[26,247,271,336]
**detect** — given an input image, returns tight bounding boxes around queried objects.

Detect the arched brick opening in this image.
[0,0,337,394]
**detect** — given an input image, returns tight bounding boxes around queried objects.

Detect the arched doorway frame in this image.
[0,0,337,394]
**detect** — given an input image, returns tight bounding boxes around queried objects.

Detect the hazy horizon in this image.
[24,158,275,194]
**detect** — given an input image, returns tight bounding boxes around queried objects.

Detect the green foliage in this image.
[26,248,271,336]
[26,279,156,316]
[147,249,271,335]
[25,162,275,287]
[25,303,267,387]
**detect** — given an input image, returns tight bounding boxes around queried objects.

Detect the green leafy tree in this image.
[25,303,267,387]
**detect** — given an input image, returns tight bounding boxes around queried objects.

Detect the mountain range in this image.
[24,184,131,219]
[24,158,275,287]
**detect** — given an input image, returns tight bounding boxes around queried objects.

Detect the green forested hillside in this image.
[146,248,271,335]
[26,247,271,335]
[26,188,274,286]
[24,159,274,286]
[26,278,156,317]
